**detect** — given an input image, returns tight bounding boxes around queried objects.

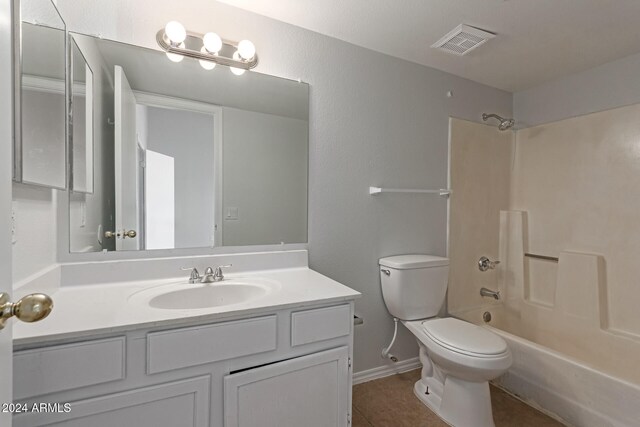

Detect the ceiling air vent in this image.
[431,24,495,56]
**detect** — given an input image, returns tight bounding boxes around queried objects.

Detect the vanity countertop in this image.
[13,267,360,347]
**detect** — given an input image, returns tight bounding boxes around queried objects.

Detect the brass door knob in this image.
[104,231,116,238]
[0,292,53,329]
[123,230,137,238]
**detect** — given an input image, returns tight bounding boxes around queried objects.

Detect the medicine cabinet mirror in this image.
[15,0,67,189]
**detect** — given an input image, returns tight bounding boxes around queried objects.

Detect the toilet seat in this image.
[404,317,512,383]
[421,318,508,358]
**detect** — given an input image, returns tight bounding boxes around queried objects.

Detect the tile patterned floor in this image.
[352,369,564,427]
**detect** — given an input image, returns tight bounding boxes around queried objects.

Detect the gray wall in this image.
[222,107,308,246]
[55,0,512,373]
[515,51,640,128]
[144,105,215,249]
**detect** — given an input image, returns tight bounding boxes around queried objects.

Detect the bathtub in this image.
[455,307,640,427]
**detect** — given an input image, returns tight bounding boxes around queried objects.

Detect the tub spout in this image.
[480,287,501,300]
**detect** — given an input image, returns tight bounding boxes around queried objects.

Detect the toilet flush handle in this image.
[381,269,391,276]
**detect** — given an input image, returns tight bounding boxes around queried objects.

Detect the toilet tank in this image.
[379,254,449,321]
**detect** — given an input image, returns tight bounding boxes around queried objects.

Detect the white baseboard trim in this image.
[353,357,421,385]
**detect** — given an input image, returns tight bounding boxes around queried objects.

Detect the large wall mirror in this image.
[65,33,309,253]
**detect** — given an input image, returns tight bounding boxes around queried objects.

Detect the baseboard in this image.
[353,357,421,385]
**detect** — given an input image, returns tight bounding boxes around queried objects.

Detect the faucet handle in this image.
[213,264,232,281]
[478,257,500,272]
[181,267,200,283]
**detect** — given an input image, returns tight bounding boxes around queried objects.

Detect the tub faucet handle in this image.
[478,256,500,272]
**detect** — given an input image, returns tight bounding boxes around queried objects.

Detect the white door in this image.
[114,65,140,250]
[0,0,14,424]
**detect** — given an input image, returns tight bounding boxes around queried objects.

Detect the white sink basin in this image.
[128,278,280,310]
[149,283,268,309]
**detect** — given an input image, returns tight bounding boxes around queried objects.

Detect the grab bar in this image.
[524,253,559,262]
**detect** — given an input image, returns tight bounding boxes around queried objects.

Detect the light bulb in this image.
[165,21,187,45]
[237,39,256,61]
[230,52,246,75]
[199,47,216,70]
[166,42,185,63]
[203,32,222,54]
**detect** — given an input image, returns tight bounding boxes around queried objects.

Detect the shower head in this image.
[482,113,515,131]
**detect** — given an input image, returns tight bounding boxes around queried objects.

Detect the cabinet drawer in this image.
[14,376,210,427]
[147,315,277,374]
[14,337,126,399]
[291,304,351,347]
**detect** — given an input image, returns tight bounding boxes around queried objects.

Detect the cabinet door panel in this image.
[14,376,210,427]
[224,347,349,427]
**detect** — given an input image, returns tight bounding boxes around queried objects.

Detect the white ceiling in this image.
[217,0,640,92]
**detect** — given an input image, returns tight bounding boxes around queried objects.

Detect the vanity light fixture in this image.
[157,21,258,73]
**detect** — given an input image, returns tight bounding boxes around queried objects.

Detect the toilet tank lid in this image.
[379,254,449,269]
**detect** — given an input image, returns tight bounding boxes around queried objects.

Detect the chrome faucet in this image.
[480,287,501,300]
[182,264,233,284]
[201,267,216,283]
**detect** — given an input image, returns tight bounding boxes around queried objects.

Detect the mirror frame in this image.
[70,35,95,194]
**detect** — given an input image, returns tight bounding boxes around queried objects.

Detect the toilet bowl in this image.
[405,318,512,427]
[379,254,512,427]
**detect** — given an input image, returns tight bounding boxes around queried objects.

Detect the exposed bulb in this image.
[203,32,223,54]
[237,39,256,61]
[165,21,186,45]
[199,47,216,70]
[166,42,185,63]
[230,52,246,75]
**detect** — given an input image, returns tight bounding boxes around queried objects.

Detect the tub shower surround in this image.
[448,106,640,426]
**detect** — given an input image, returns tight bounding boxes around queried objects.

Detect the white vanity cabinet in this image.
[12,302,355,427]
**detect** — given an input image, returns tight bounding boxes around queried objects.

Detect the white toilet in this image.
[379,254,512,427]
